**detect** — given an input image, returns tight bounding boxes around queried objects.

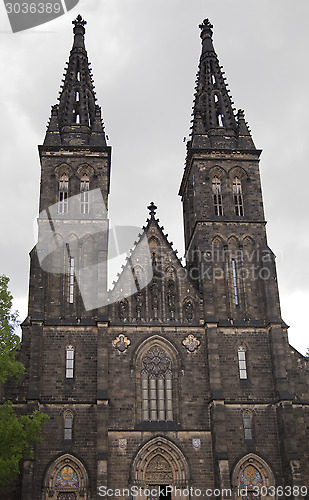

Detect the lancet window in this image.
[243,411,253,440]
[238,346,247,380]
[233,176,244,216]
[80,173,89,214]
[231,258,239,306]
[58,173,69,214]
[141,346,173,422]
[64,411,73,440]
[69,257,75,304]
[212,176,223,215]
[65,345,74,379]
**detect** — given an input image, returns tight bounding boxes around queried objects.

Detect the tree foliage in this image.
[0,275,49,487]
[0,275,24,384]
[0,403,48,486]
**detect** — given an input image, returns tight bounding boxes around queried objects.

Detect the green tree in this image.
[0,275,49,486]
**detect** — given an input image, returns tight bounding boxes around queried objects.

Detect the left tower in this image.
[20,16,111,500]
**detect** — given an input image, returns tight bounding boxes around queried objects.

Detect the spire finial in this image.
[72,15,86,43]
[147,202,157,217]
[199,18,213,40]
[73,14,86,29]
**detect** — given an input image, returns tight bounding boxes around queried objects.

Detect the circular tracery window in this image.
[142,347,171,376]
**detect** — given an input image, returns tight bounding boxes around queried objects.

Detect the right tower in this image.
[179,19,309,490]
[180,18,280,326]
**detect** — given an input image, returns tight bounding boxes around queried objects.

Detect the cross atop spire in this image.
[72,15,87,48]
[73,14,86,28]
[43,16,107,147]
[147,202,157,218]
[199,18,215,53]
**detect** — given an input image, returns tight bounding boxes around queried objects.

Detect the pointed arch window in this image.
[58,173,69,214]
[231,258,239,306]
[141,346,173,422]
[233,176,244,216]
[243,411,253,440]
[69,257,75,304]
[232,455,275,500]
[64,411,73,440]
[80,173,89,214]
[66,345,74,379]
[212,176,223,216]
[238,346,247,380]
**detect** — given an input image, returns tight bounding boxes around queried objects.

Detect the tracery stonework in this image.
[143,347,171,375]
[145,455,173,483]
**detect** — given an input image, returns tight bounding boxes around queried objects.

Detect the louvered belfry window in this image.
[80,173,89,214]
[233,177,244,216]
[58,174,69,214]
[212,176,223,216]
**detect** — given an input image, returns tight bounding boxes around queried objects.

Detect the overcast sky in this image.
[0,0,308,354]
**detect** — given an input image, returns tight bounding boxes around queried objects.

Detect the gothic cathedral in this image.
[3,15,309,500]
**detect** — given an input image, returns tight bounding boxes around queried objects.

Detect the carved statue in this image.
[184,299,193,322]
[167,279,176,319]
[118,299,128,320]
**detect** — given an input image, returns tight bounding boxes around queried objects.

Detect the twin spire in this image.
[190,18,255,150]
[44,15,106,147]
[44,16,254,151]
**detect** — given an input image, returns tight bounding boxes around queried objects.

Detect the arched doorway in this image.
[42,454,89,500]
[232,453,275,500]
[131,437,189,500]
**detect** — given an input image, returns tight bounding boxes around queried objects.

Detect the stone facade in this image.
[2,16,309,500]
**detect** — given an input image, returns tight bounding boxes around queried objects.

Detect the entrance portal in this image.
[131,436,189,500]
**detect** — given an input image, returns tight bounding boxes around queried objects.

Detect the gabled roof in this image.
[108,203,202,324]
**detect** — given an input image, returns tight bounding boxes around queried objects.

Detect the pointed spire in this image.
[44,16,107,146]
[190,19,255,150]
